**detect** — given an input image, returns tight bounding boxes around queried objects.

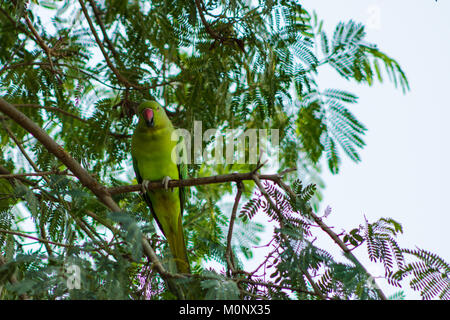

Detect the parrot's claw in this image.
[161,176,172,191]
[141,180,150,193]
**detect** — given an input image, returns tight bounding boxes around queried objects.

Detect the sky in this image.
[287,0,450,299]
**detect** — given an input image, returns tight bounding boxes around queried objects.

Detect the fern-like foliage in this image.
[326,20,409,92]
[238,180,386,300]
[393,248,450,300]
[296,88,367,174]
[364,217,404,277]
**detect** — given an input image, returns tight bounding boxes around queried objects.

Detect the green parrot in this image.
[131,100,190,274]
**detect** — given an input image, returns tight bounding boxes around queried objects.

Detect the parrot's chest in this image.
[132,130,179,181]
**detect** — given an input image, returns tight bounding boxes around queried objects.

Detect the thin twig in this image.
[2,119,119,258]
[86,0,122,63]
[249,239,279,278]
[1,120,42,174]
[194,0,221,40]
[194,0,245,52]
[78,0,128,86]
[0,170,72,179]
[0,228,98,251]
[23,14,61,83]
[14,104,89,123]
[225,181,243,275]
[11,102,131,138]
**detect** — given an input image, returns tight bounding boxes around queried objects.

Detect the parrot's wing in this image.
[132,154,162,232]
[132,154,142,184]
[176,133,189,217]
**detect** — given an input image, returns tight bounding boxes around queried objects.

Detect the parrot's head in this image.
[137,101,171,130]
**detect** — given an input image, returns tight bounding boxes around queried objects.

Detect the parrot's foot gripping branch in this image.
[141,180,149,193]
[141,177,173,193]
[161,176,172,191]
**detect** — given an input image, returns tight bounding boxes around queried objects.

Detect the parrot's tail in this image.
[167,217,190,274]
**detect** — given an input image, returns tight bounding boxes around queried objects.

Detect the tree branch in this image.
[194,0,221,40]
[194,0,245,52]
[0,170,72,180]
[107,171,287,194]
[11,103,131,139]
[0,228,101,252]
[14,104,89,123]
[1,120,42,175]
[225,181,243,275]
[0,40,26,76]
[23,13,62,83]
[86,0,122,63]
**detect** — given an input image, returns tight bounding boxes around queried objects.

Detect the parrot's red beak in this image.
[142,108,154,127]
